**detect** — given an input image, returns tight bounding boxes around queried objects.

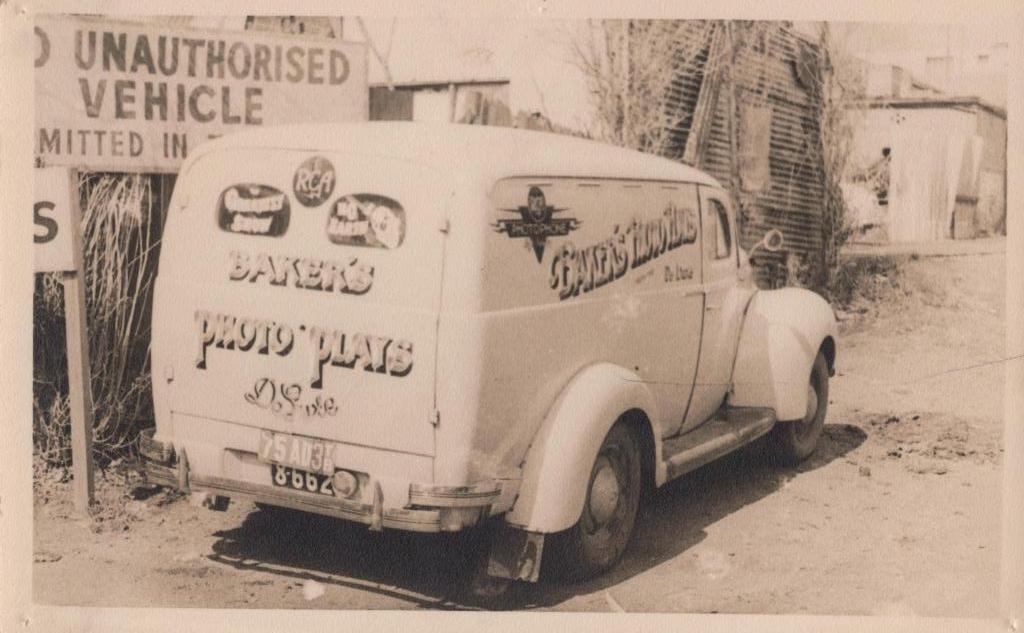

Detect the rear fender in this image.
[504,363,661,534]
[730,288,837,421]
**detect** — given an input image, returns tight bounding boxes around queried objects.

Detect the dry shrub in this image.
[830,254,906,311]
[32,393,71,467]
[830,253,951,317]
[34,455,160,533]
[33,173,165,470]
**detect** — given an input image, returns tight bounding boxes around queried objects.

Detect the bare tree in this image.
[570,20,709,157]
[807,23,865,292]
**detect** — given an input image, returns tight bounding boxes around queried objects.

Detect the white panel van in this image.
[141,122,837,589]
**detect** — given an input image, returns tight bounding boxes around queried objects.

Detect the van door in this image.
[152,147,448,457]
[681,187,745,431]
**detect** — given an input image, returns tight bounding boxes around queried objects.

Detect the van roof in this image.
[188,122,722,188]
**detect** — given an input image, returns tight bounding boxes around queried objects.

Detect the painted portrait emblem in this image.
[326,193,406,249]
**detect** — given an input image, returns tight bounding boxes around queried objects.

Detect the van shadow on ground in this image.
[207,422,866,610]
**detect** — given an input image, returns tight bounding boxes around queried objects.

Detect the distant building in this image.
[352,19,591,131]
[919,42,1008,108]
[844,64,1006,242]
[834,23,1008,108]
[369,78,512,126]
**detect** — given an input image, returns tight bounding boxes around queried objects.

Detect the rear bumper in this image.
[138,427,501,534]
[192,474,445,532]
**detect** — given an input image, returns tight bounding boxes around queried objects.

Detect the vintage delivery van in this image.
[141,122,837,586]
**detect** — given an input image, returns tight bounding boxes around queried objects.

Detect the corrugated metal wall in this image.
[664,23,826,286]
[661,22,718,161]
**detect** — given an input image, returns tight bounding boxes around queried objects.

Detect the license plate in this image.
[271,464,334,496]
[258,431,335,474]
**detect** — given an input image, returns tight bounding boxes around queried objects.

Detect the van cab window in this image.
[708,199,731,260]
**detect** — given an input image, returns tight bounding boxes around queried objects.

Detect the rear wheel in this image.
[770,350,829,464]
[548,422,642,581]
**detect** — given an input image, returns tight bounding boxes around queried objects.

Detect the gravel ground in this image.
[33,250,1005,615]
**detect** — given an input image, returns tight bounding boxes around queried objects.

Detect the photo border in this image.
[2,0,1021,630]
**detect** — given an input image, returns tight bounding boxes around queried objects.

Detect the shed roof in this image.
[189,122,722,187]
[849,95,1007,120]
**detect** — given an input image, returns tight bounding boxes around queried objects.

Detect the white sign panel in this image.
[34,167,76,273]
[34,15,368,172]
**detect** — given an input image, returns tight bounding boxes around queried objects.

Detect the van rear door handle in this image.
[706,303,722,311]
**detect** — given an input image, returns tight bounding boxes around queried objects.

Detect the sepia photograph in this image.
[2,1,1022,629]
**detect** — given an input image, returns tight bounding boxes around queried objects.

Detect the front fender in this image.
[730,288,837,421]
[504,363,660,533]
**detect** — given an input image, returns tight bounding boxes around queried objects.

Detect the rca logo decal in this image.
[293,156,336,207]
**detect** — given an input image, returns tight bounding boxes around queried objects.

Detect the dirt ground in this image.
[32,249,1006,615]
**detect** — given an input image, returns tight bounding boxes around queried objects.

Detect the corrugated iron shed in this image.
[664,22,827,285]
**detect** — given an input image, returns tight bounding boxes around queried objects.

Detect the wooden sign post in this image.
[35,167,95,513]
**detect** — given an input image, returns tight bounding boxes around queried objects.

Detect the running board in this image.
[662,407,777,482]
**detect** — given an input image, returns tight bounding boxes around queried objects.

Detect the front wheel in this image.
[547,422,642,581]
[770,349,829,464]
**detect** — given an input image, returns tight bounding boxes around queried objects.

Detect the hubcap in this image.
[588,461,621,525]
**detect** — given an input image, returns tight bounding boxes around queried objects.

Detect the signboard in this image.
[34,15,368,172]
[34,167,76,272]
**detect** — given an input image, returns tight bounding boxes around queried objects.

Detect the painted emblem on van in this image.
[217,184,290,236]
[293,156,336,207]
[494,186,580,262]
[327,194,406,249]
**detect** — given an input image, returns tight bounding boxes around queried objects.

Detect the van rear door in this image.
[153,147,447,457]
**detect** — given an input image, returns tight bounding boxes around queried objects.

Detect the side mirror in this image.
[749,229,784,259]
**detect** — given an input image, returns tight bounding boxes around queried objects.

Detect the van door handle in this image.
[706,303,722,311]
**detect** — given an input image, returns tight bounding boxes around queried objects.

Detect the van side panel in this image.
[433,179,704,488]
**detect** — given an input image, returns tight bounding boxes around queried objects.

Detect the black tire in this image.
[547,422,642,581]
[770,350,829,464]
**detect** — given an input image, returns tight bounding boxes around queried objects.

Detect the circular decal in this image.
[293,156,336,207]
[327,194,406,249]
